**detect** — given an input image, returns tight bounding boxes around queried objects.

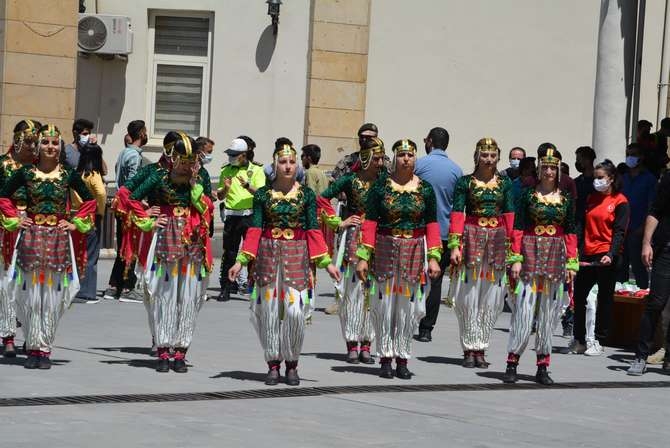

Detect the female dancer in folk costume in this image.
[229,141,340,386]
[0,124,96,369]
[356,139,442,379]
[0,119,40,358]
[448,138,515,369]
[317,137,386,364]
[114,131,214,373]
[504,144,578,385]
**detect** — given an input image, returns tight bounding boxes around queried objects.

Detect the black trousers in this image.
[635,245,670,359]
[618,226,649,289]
[573,256,618,344]
[108,216,137,291]
[419,240,449,332]
[219,214,252,288]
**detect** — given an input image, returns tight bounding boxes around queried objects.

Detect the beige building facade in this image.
[2,0,669,173]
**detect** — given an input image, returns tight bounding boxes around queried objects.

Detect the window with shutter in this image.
[147,12,213,139]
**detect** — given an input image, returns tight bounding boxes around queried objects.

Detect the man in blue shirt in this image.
[415,127,463,342]
[620,143,658,289]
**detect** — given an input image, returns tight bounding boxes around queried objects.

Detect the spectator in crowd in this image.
[647,117,670,178]
[574,146,597,243]
[637,119,655,156]
[414,127,463,342]
[628,171,670,375]
[72,143,107,304]
[196,136,215,167]
[103,120,147,302]
[301,144,330,196]
[571,160,629,356]
[511,156,536,206]
[501,147,526,180]
[619,143,657,289]
[64,118,109,175]
[216,138,266,302]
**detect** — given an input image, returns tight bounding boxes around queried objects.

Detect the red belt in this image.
[262,228,305,240]
[523,224,564,237]
[465,216,503,228]
[378,228,425,239]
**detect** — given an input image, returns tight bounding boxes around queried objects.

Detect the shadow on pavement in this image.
[90,346,153,356]
[416,355,463,366]
[1,357,71,367]
[476,371,537,383]
[331,365,380,376]
[99,359,158,370]
[210,370,268,382]
[301,352,347,362]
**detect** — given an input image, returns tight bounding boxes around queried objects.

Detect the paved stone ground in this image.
[1,258,668,447]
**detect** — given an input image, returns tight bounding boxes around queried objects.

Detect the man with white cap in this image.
[216,138,266,301]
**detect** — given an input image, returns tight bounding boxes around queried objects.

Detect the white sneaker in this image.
[568,339,586,354]
[584,340,604,356]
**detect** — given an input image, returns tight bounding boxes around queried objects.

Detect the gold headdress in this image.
[392,139,417,154]
[273,144,297,160]
[164,131,196,161]
[38,124,61,139]
[359,137,385,170]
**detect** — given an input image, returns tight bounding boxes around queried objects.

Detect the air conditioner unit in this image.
[78,14,133,55]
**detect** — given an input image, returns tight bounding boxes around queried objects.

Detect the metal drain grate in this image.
[1,380,669,407]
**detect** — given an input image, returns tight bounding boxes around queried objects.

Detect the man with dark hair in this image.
[196,136,215,165]
[216,138,266,302]
[65,118,99,170]
[415,126,463,342]
[103,120,148,302]
[648,117,670,178]
[501,147,526,179]
[301,144,329,196]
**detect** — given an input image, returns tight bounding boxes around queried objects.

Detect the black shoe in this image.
[346,349,360,364]
[502,363,518,383]
[38,356,52,370]
[416,329,432,342]
[24,355,39,369]
[286,368,300,386]
[474,352,490,369]
[396,364,411,380]
[217,286,231,302]
[156,358,170,372]
[265,369,280,386]
[379,362,394,379]
[173,359,188,373]
[535,365,554,386]
[462,351,475,368]
[359,350,375,364]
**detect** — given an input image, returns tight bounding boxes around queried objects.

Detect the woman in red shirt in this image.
[572,160,629,356]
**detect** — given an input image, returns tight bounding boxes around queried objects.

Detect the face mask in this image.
[625,156,639,168]
[509,159,520,169]
[78,134,90,146]
[228,155,241,166]
[201,154,213,165]
[593,178,610,192]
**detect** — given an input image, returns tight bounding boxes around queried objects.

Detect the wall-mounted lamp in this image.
[267,0,282,35]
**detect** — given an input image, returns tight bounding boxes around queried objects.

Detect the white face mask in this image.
[228,155,241,166]
[593,178,610,192]
[509,159,521,169]
[625,156,639,168]
[201,153,213,165]
[78,134,90,146]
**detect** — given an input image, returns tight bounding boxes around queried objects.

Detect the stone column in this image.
[0,0,78,152]
[304,0,371,169]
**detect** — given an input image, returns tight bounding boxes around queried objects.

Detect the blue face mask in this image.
[509,159,521,169]
[78,134,90,146]
[201,153,213,165]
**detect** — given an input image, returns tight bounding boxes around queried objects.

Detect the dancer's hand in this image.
[510,262,522,280]
[566,269,576,284]
[228,262,242,282]
[356,260,368,282]
[153,215,168,229]
[19,216,33,229]
[428,258,441,279]
[599,255,612,266]
[326,264,341,282]
[58,219,76,231]
[146,206,161,217]
[339,215,361,229]
[642,242,653,268]
[450,247,462,266]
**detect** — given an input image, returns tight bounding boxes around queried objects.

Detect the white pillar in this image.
[593,0,628,162]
